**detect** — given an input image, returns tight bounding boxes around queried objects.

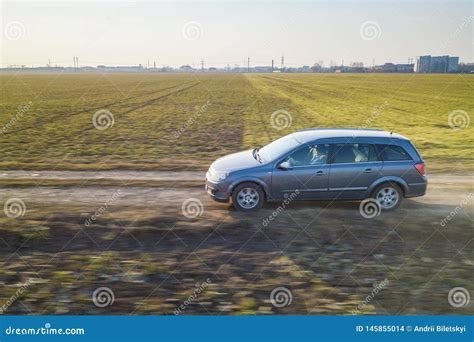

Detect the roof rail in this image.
[297,127,384,132]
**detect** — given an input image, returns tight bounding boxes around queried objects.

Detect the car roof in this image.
[291,128,408,144]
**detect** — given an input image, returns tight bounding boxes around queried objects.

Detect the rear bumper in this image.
[205,179,229,202]
[405,179,427,198]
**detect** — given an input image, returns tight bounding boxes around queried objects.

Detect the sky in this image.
[1,0,472,68]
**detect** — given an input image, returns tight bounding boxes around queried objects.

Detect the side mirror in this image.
[278,161,292,170]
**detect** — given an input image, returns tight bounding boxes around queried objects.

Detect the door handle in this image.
[364,168,374,173]
[315,170,326,176]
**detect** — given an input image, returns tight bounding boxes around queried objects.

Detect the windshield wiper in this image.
[253,147,263,163]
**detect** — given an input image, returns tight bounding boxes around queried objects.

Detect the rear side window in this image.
[379,145,412,161]
[332,144,378,164]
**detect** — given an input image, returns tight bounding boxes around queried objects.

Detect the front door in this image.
[271,144,331,200]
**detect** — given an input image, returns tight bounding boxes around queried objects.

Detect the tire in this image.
[371,182,403,211]
[232,182,265,211]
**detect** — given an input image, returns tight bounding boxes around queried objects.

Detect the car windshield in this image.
[258,134,301,162]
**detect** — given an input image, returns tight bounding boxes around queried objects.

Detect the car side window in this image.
[379,144,412,161]
[284,144,329,167]
[332,144,378,164]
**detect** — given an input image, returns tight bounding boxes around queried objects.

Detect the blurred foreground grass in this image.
[0,184,472,315]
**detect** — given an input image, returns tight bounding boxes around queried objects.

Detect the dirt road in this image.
[0,171,471,207]
[0,172,472,315]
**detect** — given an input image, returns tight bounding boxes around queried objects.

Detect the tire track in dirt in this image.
[71,82,202,140]
[243,75,282,144]
[255,75,322,129]
[4,82,197,135]
[120,82,201,116]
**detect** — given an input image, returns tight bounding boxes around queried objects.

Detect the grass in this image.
[0,191,472,314]
[0,73,472,172]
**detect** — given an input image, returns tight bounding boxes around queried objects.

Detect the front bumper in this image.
[205,178,230,202]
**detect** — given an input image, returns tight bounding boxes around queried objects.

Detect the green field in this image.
[1,73,472,172]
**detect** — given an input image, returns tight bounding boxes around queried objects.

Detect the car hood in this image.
[211,149,262,172]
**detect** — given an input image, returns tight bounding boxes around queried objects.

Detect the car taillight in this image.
[415,162,425,176]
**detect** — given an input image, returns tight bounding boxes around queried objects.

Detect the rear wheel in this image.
[232,182,265,211]
[372,183,403,210]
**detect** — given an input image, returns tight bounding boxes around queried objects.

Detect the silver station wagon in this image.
[205,128,427,211]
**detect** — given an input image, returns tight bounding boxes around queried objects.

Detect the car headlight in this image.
[208,168,229,182]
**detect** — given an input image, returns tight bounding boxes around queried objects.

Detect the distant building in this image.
[448,57,460,72]
[395,64,414,73]
[311,63,322,72]
[415,55,431,73]
[375,63,413,73]
[179,65,193,72]
[415,55,459,73]
[430,55,449,73]
[459,63,474,73]
[254,66,273,72]
[97,65,144,72]
[380,63,396,72]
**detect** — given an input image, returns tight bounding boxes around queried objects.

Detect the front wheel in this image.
[372,183,403,210]
[232,182,265,211]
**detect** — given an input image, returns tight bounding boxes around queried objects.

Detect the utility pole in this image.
[247,57,250,72]
[272,59,274,71]
[281,55,284,69]
[201,59,204,72]
[154,61,156,69]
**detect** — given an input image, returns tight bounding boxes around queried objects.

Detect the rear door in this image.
[271,144,331,200]
[328,143,382,199]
